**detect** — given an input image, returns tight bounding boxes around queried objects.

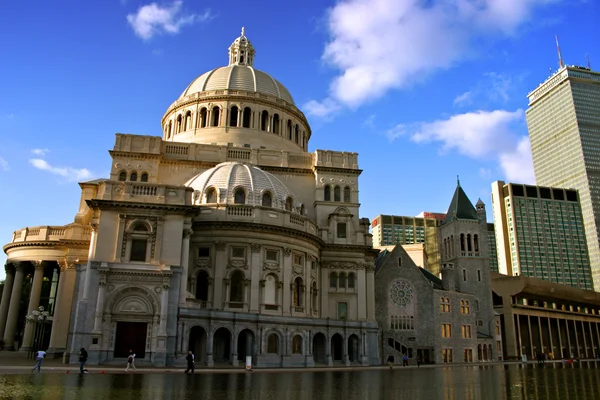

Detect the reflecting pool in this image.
[1,362,600,400]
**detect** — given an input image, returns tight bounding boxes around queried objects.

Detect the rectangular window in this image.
[130,239,147,262]
[463,269,467,281]
[476,320,483,327]
[463,348,473,362]
[440,297,450,313]
[495,321,501,335]
[293,254,303,265]
[441,323,451,338]
[497,341,502,353]
[231,247,245,258]
[198,247,210,258]
[442,348,453,363]
[338,302,348,320]
[460,300,470,315]
[265,249,278,261]
[477,270,481,282]
[461,325,472,339]
[337,222,347,238]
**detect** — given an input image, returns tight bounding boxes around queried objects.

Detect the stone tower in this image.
[439,180,495,337]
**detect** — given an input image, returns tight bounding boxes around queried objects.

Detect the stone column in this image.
[159,284,169,336]
[249,243,261,312]
[48,262,78,356]
[213,242,226,309]
[282,248,292,316]
[92,273,107,333]
[3,262,25,350]
[0,265,16,338]
[179,228,192,304]
[82,224,98,301]
[21,262,46,351]
[365,265,376,320]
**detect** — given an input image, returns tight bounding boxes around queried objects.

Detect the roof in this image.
[419,267,443,290]
[444,182,479,223]
[374,249,390,273]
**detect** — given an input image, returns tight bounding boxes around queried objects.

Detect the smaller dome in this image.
[185,162,300,211]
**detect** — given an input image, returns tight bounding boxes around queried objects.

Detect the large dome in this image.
[180,65,295,105]
[185,162,301,211]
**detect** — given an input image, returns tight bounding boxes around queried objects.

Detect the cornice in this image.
[3,239,90,252]
[191,220,324,248]
[109,151,163,160]
[87,199,197,214]
[313,166,362,175]
[322,243,379,255]
[260,166,313,175]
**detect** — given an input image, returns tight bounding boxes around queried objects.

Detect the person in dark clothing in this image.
[79,348,88,373]
[416,354,423,367]
[184,350,195,374]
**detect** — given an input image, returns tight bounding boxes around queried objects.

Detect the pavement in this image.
[0,351,596,375]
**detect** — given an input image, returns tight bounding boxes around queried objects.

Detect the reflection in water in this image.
[0,362,600,400]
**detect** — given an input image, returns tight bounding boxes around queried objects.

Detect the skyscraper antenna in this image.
[555,35,564,69]
[586,53,591,69]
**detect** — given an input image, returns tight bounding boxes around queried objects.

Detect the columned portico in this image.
[21,261,47,351]
[3,262,25,350]
[47,261,78,357]
[0,264,15,338]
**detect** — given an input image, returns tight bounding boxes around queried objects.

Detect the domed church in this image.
[1,29,380,367]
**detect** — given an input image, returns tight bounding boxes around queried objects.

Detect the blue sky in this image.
[0,0,598,278]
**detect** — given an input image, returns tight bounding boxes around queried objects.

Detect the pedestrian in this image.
[403,353,409,367]
[79,348,88,373]
[416,354,423,367]
[125,350,136,372]
[184,350,195,374]
[31,349,46,373]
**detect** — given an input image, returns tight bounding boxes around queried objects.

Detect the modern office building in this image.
[527,65,600,290]
[487,223,499,273]
[372,213,443,275]
[491,181,592,290]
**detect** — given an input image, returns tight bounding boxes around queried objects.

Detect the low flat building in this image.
[492,273,600,360]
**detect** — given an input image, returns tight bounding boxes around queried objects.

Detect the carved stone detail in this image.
[215,241,226,251]
[183,229,194,238]
[195,258,211,268]
[283,248,292,256]
[228,259,247,269]
[292,265,304,276]
[250,243,261,253]
[321,261,369,270]
[263,262,280,272]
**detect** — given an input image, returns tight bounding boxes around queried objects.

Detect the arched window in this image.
[285,197,293,212]
[229,270,244,303]
[229,105,239,127]
[132,222,149,232]
[176,115,182,133]
[206,187,217,203]
[234,188,246,204]
[140,173,148,182]
[118,171,127,181]
[242,107,251,128]
[475,300,480,312]
[343,187,351,202]
[287,120,292,139]
[199,108,207,128]
[267,333,279,354]
[450,235,454,256]
[474,235,479,252]
[294,124,299,143]
[167,121,172,138]
[196,270,209,301]
[293,277,303,307]
[264,274,277,305]
[292,335,303,354]
[130,172,138,181]
[184,111,192,131]
[334,186,341,202]
[211,106,220,127]
[329,272,337,289]
[262,192,272,207]
[467,234,472,252]
[324,185,331,201]
[460,234,465,252]
[338,273,347,289]
[300,204,305,215]
[260,110,269,131]
[347,273,355,289]
[311,281,318,310]
[273,114,280,134]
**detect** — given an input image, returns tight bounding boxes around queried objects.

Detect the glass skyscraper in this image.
[527,65,600,290]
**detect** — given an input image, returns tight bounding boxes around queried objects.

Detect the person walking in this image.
[416,354,423,367]
[403,353,409,367]
[125,350,136,372]
[31,349,46,373]
[79,348,88,374]
[184,350,195,374]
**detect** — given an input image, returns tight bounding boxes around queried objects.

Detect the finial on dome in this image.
[228,27,255,67]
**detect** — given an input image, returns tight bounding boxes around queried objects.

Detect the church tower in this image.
[439,179,495,337]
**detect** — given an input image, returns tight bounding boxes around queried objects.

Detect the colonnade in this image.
[503,310,600,360]
[0,260,77,355]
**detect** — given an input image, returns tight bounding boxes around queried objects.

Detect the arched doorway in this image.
[188,326,207,364]
[213,327,231,363]
[237,329,255,363]
[348,334,360,363]
[312,333,326,364]
[331,333,343,362]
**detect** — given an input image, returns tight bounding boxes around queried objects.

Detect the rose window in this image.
[390,280,413,307]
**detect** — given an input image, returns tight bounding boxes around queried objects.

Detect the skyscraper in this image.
[491,181,592,290]
[527,65,600,289]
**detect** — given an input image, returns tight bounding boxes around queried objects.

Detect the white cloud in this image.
[31,148,49,156]
[499,136,536,184]
[302,99,341,118]
[126,1,212,40]
[29,158,93,182]
[307,0,556,114]
[479,167,492,179]
[453,91,472,106]
[0,156,8,171]
[400,109,535,183]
